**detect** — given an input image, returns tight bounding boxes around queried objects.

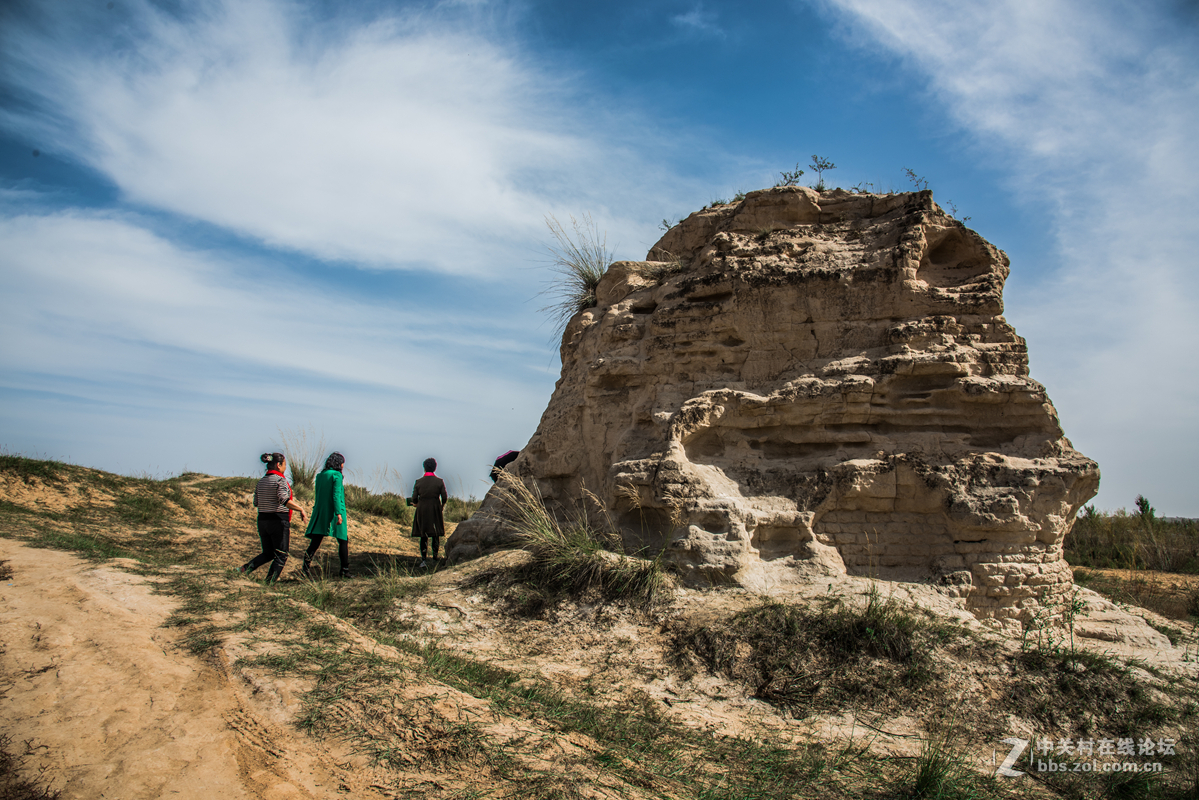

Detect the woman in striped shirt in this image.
[241,452,307,583]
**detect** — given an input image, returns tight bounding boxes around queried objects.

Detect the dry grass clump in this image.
[539,213,611,337]
[0,733,61,800]
[274,425,326,496]
[487,473,667,611]
[675,586,955,716]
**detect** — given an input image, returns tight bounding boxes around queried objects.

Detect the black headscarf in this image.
[324,452,345,472]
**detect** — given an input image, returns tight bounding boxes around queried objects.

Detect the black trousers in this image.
[420,535,440,560]
[305,535,349,570]
[246,513,290,581]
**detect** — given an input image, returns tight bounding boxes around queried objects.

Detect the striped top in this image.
[254,471,292,516]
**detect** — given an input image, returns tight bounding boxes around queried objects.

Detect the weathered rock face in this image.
[449,187,1099,624]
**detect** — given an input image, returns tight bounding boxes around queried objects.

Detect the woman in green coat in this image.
[302,452,351,578]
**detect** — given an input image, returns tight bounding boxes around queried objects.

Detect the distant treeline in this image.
[1067,497,1199,574]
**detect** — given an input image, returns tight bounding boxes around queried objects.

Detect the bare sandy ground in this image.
[0,539,374,800]
[3,467,1198,798]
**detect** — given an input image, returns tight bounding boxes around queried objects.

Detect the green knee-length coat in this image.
[305,468,348,541]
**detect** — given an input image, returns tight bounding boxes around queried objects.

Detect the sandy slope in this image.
[0,539,372,800]
[3,466,1198,798]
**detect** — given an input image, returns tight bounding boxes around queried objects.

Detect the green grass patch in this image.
[24,529,133,560]
[343,484,411,524]
[445,496,482,523]
[0,453,66,483]
[193,476,257,494]
[114,494,171,526]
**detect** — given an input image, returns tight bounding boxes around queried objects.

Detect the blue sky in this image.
[1,0,1196,513]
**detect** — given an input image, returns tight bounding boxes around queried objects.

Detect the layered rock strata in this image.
[449,187,1099,624]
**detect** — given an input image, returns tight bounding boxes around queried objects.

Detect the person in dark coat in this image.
[410,457,447,568]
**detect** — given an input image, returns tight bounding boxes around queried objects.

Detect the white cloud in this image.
[823,0,1199,513]
[671,5,726,39]
[0,0,688,274]
[0,205,555,483]
[0,208,548,400]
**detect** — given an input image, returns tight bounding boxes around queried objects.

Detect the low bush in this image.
[444,496,481,523]
[343,483,411,524]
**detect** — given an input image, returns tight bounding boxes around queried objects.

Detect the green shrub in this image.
[115,494,170,526]
[445,496,481,523]
[774,164,804,187]
[343,483,411,524]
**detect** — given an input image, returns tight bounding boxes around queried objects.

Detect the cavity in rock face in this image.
[448,187,1099,625]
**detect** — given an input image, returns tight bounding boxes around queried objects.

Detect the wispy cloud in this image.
[0,206,546,399]
[0,0,689,274]
[671,5,726,39]
[823,0,1199,511]
[0,202,556,481]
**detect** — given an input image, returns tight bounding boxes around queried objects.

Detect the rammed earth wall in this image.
[448,187,1099,627]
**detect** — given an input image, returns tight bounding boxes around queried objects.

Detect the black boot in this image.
[265,555,287,584]
[339,567,352,579]
[302,555,313,578]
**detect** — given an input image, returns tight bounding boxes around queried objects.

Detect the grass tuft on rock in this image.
[487,472,667,610]
[539,213,611,338]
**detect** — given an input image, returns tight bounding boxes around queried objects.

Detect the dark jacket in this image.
[410,474,447,539]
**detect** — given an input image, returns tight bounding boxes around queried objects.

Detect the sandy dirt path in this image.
[0,539,358,800]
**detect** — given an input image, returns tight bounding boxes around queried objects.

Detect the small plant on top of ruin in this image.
[808,155,836,191]
[944,199,971,223]
[540,213,612,337]
[774,163,805,187]
[904,167,929,191]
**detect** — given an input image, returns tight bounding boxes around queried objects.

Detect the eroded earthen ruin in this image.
[448,187,1099,625]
